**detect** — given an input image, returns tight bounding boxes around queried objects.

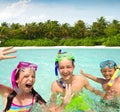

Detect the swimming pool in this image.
[0,47,120,111]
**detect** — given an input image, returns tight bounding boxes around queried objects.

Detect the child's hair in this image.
[32,88,46,104]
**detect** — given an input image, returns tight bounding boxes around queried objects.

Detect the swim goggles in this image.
[17,62,37,71]
[55,49,75,76]
[11,61,38,90]
[55,49,75,62]
[100,60,117,69]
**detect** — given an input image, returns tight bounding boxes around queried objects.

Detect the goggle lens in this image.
[17,62,37,71]
[100,60,117,69]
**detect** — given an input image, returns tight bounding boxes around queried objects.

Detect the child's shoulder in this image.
[51,80,58,86]
[74,74,84,78]
[116,75,120,79]
[74,75,87,81]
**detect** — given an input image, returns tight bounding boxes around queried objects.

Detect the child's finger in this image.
[4,55,16,59]
[2,46,14,51]
[3,49,16,55]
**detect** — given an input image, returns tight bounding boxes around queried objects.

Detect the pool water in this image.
[0,47,120,111]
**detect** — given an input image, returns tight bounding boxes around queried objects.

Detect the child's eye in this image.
[24,75,29,77]
[24,76,28,78]
[67,66,72,68]
[59,66,64,69]
[32,75,35,78]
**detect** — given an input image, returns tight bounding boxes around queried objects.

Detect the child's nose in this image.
[106,71,110,75]
[64,68,68,73]
[29,76,33,81]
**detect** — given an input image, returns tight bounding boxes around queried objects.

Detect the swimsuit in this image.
[4,90,46,112]
[6,97,34,112]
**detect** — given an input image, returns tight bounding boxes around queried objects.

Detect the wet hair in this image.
[4,91,17,112]
[32,88,46,104]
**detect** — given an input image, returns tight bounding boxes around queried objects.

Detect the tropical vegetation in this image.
[0,16,120,47]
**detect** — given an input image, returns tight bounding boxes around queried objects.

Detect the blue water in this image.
[0,47,120,111]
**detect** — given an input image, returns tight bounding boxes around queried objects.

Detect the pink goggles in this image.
[17,62,38,71]
[11,62,38,90]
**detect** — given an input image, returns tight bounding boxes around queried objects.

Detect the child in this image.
[50,50,103,112]
[80,60,120,100]
[0,47,46,111]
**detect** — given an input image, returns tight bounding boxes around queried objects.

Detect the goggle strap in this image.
[55,64,58,76]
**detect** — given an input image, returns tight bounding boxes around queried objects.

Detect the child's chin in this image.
[64,76,71,80]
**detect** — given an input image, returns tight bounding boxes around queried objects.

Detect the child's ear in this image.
[16,79,18,83]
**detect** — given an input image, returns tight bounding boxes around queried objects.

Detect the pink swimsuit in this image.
[6,97,34,112]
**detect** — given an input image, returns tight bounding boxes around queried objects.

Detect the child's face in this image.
[58,58,74,81]
[16,68,35,93]
[101,66,116,80]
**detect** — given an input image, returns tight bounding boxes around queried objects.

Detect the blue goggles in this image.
[100,60,117,69]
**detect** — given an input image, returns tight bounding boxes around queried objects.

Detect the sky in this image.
[0,0,120,26]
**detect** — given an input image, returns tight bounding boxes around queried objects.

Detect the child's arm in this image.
[91,88,105,97]
[84,78,105,97]
[80,69,101,83]
[0,46,16,96]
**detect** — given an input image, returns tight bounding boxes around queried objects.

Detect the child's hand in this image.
[80,69,84,75]
[0,46,16,60]
[104,89,117,100]
[62,84,74,105]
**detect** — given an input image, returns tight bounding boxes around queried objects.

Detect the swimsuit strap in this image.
[4,90,17,112]
[32,96,34,104]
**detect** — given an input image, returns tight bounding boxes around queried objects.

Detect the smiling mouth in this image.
[25,84,32,88]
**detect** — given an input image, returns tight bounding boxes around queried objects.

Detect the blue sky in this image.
[0,0,120,25]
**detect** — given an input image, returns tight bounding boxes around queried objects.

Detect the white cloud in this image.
[0,0,31,22]
[0,0,119,25]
